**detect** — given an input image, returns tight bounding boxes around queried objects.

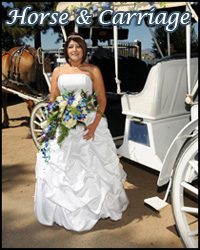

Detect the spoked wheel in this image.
[30,101,49,148]
[172,134,198,248]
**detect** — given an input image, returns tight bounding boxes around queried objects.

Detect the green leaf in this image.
[62,7,68,12]
[47,110,60,123]
[50,124,57,138]
[86,2,93,7]
[160,2,166,7]
[97,109,107,118]
[70,108,81,116]
[57,124,69,147]
[71,5,76,12]
[81,89,88,99]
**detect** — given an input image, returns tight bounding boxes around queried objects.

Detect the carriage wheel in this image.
[171,134,198,248]
[30,101,49,148]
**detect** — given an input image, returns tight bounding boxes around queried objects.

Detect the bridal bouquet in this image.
[38,89,102,162]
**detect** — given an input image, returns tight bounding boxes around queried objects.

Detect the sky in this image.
[3,2,198,51]
[22,23,155,51]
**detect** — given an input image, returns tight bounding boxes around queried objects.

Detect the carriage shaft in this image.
[2,86,40,102]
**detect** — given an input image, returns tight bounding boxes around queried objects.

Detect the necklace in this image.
[67,63,82,70]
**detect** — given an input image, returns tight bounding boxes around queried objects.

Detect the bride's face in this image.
[67,40,83,62]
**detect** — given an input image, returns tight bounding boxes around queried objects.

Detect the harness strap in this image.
[25,45,37,59]
[13,51,20,80]
[8,49,17,79]
[5,45,40,95]
[16,47,25,81]
[7,45,37,81]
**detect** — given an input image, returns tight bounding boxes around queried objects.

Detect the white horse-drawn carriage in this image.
[3,2,198,248]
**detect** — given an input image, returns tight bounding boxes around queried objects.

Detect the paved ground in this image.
[2,97,185,248]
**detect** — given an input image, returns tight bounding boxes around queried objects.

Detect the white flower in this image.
[82,115,88,124]
[58,108,64,118]
[40,120,49,129]
[76,94,82,102]
[62,118,77,129]
[59,100,67,110]
[56,95,64,102]
[71,99,79,108]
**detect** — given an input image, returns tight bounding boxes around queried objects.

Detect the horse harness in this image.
[8,45,37,80]
[2,45,40,95]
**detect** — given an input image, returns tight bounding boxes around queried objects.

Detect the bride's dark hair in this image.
[64,32,87,64]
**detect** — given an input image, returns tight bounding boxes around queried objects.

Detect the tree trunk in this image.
[34,31,41,49]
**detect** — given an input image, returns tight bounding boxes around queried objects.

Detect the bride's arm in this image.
[92,65,107,121]
[83,65,107,141]
[49,67,61,102]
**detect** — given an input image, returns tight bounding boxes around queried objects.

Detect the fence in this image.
[110,40,142,59]
[110,41,135,57]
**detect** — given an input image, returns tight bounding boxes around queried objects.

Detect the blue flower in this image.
[78,113,87,120]
[90,5,98,14]
[39,89,99,163]
[75,8,81,14]
[77,106,82,112]
[80,99,87,107]
[101,2,112,9]
[68,96,75,106]
[47,102,53,111]
[72,114,79,120]
[64,111,71,121]
[42,130,47,136]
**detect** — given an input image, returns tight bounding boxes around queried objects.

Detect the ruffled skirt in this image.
[34,111,129,232]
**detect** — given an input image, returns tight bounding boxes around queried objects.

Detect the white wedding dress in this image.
[34,73,129,232]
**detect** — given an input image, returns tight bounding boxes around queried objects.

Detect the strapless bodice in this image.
[58,74,93,97]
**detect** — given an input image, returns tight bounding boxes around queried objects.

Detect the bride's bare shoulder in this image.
[83,63,101,75]
[53,64,68,76]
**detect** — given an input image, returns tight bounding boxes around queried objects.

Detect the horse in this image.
[2,45,48,135]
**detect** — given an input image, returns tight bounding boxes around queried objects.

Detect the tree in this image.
[151,24,198,58]
[2,2,58,50]
[2,4,26,50]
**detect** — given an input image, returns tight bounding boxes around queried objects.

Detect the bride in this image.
[34,32,129,232]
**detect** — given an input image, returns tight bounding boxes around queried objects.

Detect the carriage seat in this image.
[121,56,198,120]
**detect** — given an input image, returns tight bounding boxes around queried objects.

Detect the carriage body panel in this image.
[117,56,198,171]
[117,113,191,172]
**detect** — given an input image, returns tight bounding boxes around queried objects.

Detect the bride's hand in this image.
[83,122,98,141]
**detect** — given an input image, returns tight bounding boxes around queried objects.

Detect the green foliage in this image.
[151,24,198,58]
[2,2,58,50]
[71,5,77,12]
[58,124,69,147]
[159,2,166,7]
[2,5,25,50]
[70,108,81,116]
[47,111,60,124]
[97,109,106,118]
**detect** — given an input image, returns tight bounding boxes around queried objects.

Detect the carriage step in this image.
[144,177,172,211]
[144,196,168,211]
